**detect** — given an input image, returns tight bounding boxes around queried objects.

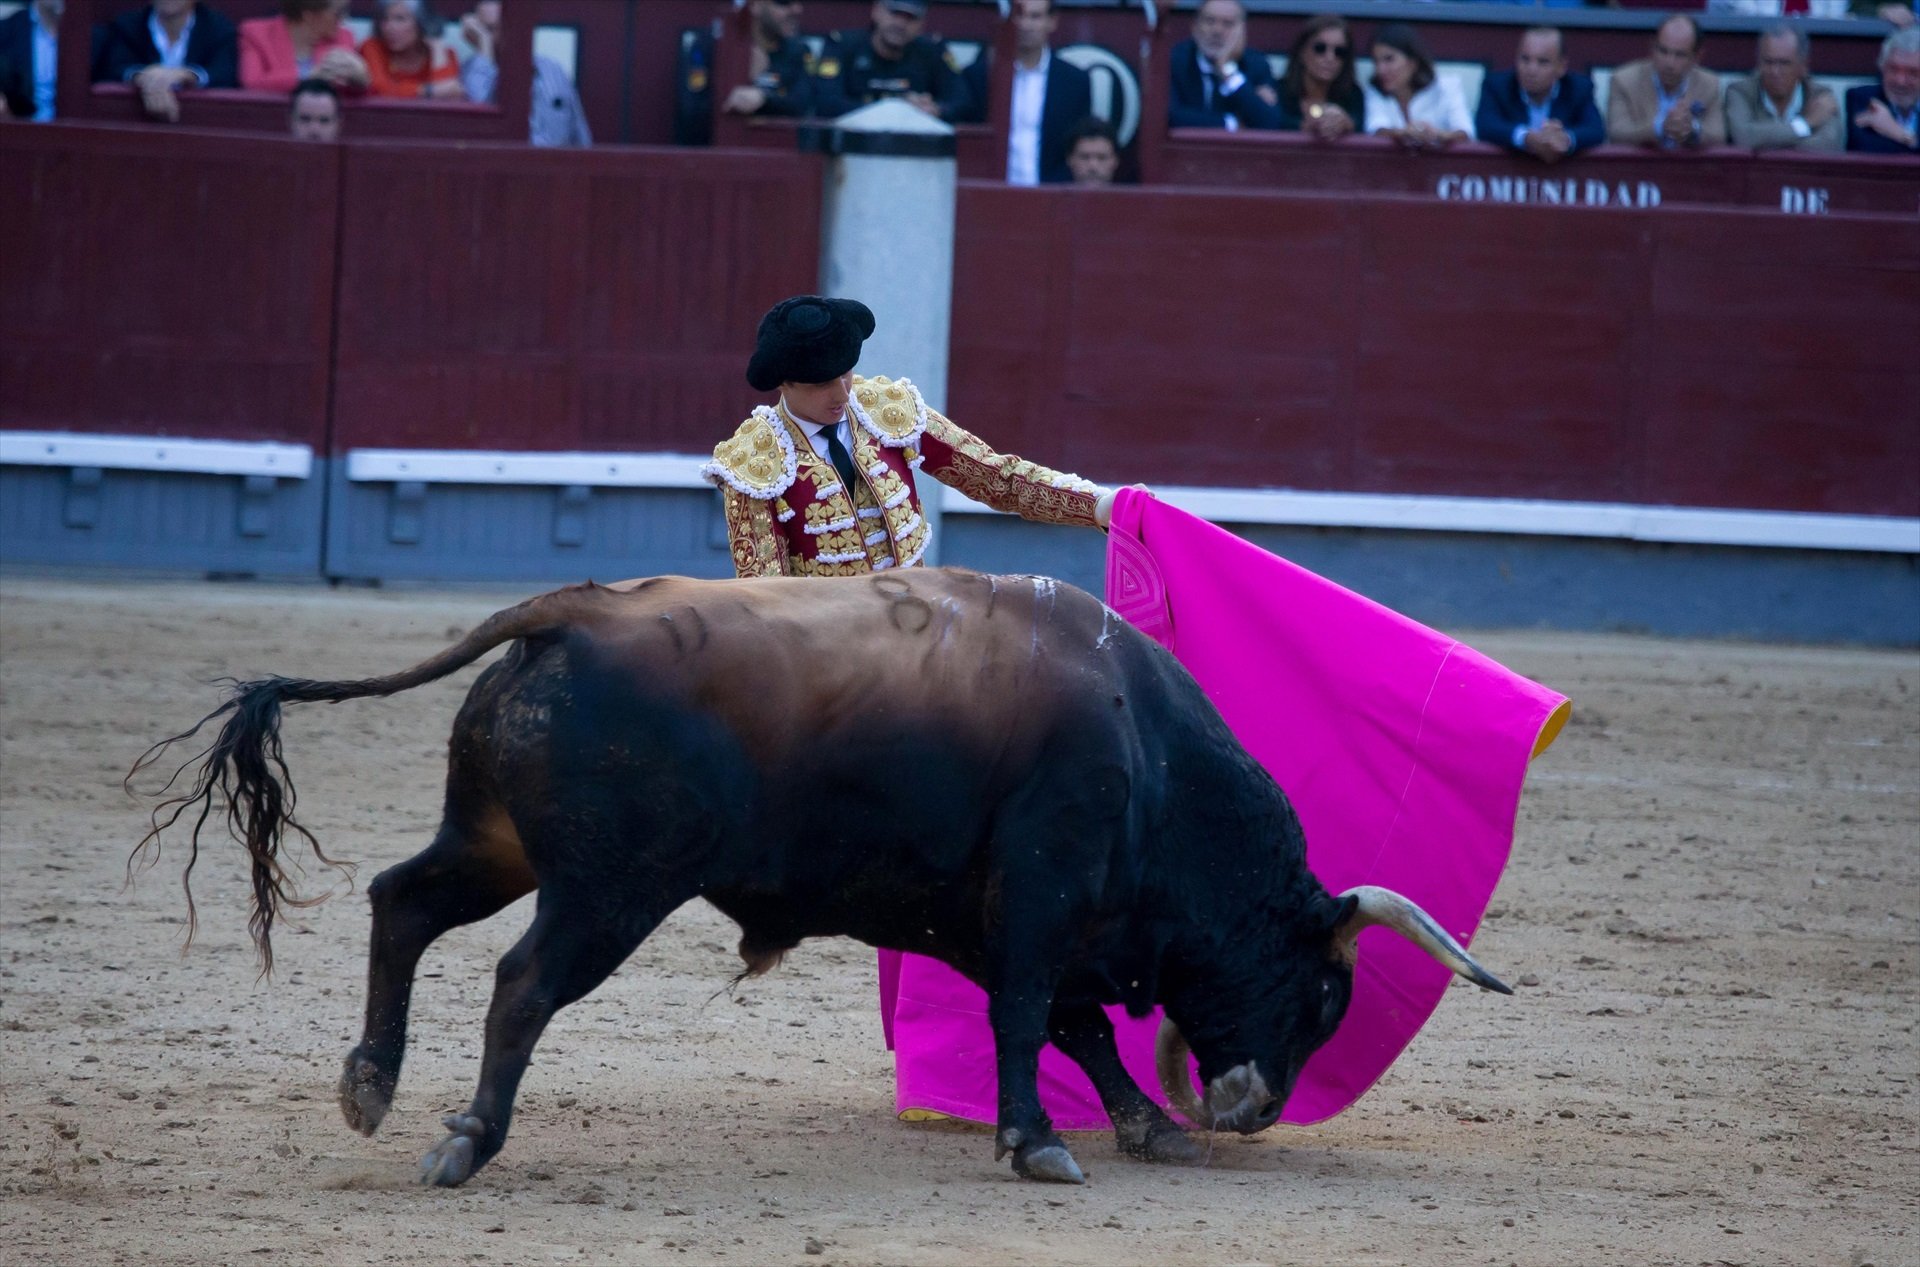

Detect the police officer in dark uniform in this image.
[675,0,816,146]
[813,0,973,122]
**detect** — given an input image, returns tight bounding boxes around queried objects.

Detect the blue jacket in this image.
[1474,69,1605,153]
[1844,82,1920,154]
[91,4,239,87]
[0,9,39,118]
[1168,38,1282,130]
[959,50,1094,183]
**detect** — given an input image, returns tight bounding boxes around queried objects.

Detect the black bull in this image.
[133,569,1512,1186]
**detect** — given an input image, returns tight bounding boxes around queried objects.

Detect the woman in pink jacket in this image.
[239,0,368,94]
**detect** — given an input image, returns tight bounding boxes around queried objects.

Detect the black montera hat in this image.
[745,295,877,393]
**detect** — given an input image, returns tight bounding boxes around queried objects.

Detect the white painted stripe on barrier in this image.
[336,447,1917,555]
[346,448,711,488]
[943,484,1920,555]
[0,431,313,479]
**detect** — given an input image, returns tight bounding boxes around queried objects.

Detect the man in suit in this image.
[813,0,970,122]
[1169,0,1280,131]
[959,0,1093,185]
[1606,13,1727,150]
[1846,27,1919,153]
[1726,25,1842,152]
[1475,26,1604,163]
[0,0,62,122]
[92,0,239,123]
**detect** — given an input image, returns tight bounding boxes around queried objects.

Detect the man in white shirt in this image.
[1726,25,1842,151]
[958,0,1094,185]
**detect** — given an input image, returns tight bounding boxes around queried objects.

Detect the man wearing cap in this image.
[813,0,971,122]
[704,296,1117,578]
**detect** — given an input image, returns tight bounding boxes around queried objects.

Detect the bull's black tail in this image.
[126,583,615,976]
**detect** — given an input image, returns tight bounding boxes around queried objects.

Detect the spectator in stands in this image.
[960,0,1093,184]
[1276,16,1362,140]
[674,0,812,144]
[0,0,61,122]
[1847,27,1920,152]
[1170,0,1281,131]
[240,0,366,95]
[289,74,340,139]
[813,0,970,122]
[1064,115,1119,184]
[1726,25,1842,151]
[1705,0,1850,17]
[362,0,462,100]
[1474,26,1603,163]
[457,2,590,147]
[92,0,239,124]
[1363,23,1473,148]
[1606,15,1726,149]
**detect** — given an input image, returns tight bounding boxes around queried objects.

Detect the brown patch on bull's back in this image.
[468,807,536,892]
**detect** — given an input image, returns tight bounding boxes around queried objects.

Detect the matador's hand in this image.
[1094,485,1154,530]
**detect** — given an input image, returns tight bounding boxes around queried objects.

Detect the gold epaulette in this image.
[852,375,929,448]
[701,406,798,500]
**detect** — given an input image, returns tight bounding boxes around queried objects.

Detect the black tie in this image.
[818,424,859,497]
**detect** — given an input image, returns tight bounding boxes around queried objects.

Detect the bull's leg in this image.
[1046,1002,1202,1165]
[417,883,679,1187]
[986,983,1085,1184]
[340,817,536,1137]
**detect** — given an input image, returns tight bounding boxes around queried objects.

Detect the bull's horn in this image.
[1334,886,1513,994]
[1154,1017,1215,1128]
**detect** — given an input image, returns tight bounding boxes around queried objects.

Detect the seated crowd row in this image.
[0,0,590,145]
[680,0,1918,177]
[4,0,1915,172]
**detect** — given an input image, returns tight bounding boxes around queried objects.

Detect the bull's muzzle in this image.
[1154,1021,1283,1134]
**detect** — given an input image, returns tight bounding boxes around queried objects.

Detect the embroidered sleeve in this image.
[721,487,788,577]
[918,407,1103,529]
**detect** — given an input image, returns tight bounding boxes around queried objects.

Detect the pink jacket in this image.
[238,16,357,94]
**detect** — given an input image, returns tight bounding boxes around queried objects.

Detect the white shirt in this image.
[1006,49,1049,187]
[148,9,195,69]
[31,5,57,121]
[144,10,210,86]
[781,400,854,477]
[1196,47,1248,133]
[1363,78,1473,136]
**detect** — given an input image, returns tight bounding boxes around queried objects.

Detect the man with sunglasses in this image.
[1475,27,1603,164]
[674,0,814,146]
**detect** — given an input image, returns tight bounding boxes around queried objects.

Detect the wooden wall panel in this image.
[330,144,821,453]
[950,181,1919,517]
[0,124,339,445]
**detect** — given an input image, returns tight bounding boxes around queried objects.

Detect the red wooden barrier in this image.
[329,143,824,455]
[948,180,1920,517]
[0,123,340,448]
[1155,131,1920,216]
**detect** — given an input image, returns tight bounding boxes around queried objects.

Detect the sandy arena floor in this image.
[0,576,1914,1267]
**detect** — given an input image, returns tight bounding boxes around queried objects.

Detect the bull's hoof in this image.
[338,1052,395,1137]
[1011,1142,1086,1185]
[418,1113,486,1187]
[1120,1118,1204,1165]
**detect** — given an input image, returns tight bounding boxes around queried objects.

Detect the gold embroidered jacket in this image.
[702,375,1102,578]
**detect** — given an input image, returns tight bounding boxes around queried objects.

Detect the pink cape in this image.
[878,490,1570,1128]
